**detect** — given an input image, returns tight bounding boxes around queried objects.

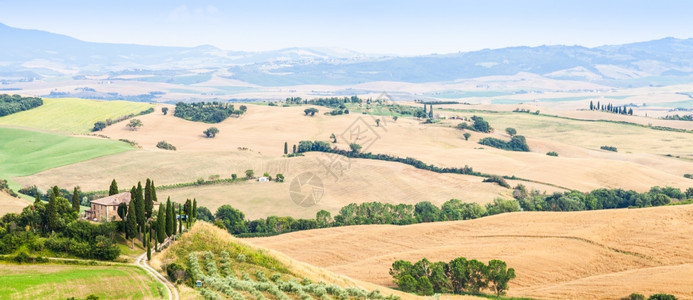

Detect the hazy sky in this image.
[1,0,692,55]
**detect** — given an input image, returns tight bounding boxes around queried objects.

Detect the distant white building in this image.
[258,177,269,183]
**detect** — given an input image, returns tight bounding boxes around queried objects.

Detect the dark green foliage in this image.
[146,231,151,260]
[440,199,486,221]
[165,197,173,237]
[172,202,177,235]
[414,201,440,223]
[215,205,247,234]
[482,175,511,188]
[546,151,559,156]
[72,187,80,212]
[135,182,145,233]
[117,203,127,221]
[156,141,176,150]
[174,102,243,123]
[485,198,520,215]
[463,132,471,140]
[622,293,646,300]
[505,127,517,136]
[392,256,513,296]
[471,116,491,133]
[0,94,43,117]
[125,198,137,240]
[349,143,362,153]
[284,142,288,154]
[126,118,143,130]
[144,179,153,219]
[196,206,214,223]
[487,259,516,296]
[601,145,618,152]
[648,294,677,300]
[109,179,119,196]
[245,169,254,179]
[192,198,198,221]
[157,203,165,243]
[178,204,182,233]
[479,135,530,151]
[92,121,106,131]
[304,107,319,116]
[162,107,169,115]
[203,127,219,138]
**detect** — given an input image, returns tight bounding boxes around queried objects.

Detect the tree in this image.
[414,201,440,223]
[127,118,143,131]
[448,257,469,293]
[245,169,254,179]
[203,127,219,138]
[150,180,157,205]
[316,210,332,227]
[393,115,398,122]
[215,205,247,234]
[304,107,318,116]
[428,105,434,119]
[165,197,173,237]
[144,179,153,219]
[275,174,285,182]
[157,203,165,243]
[376,118,381,127]
[505,127,517,136]
[72,187,80,212]
[463,132,471,141]
[487,259,516,296]
[125,199,137,246]
[349,143,362,153]
[466,259,488,294]
[622,293,646,300]
[178,204,183,233]
[590,100,594,110]
[471,116,491,133]
[172,202,178,235]
[284,142,288,154]
[330,133,337,143]
[647,294,677,300]
[135,182,145,235]
[46,193,59,232]
[117,203,128,221]
[92,121,106,131]
[146,231,151,260]
[34,192,41,204]
[162,107,168,115]
[292,144,297,153]
[109,179,118,196]
[192,198,197,222]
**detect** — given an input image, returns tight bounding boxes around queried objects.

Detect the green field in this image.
[0,263,164,300]
[0,98,153,134]
[0,127,133,189]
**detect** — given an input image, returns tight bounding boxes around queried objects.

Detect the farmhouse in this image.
[84,192,131,222]
[258,177,269,182]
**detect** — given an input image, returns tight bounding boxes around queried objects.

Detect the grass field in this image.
[0,263,165,300]
[0,98,153,134]
[0,127,134,190]
[250,204,693,300]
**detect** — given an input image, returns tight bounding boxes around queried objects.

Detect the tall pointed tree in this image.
[125,199,137,247]
[172,202,178,235]
[72,187,80,212]
[192,198,197,222]
[34,193,41,204]
[52,186,60,199]
[146,231,151,260]
[150,180,158,204]
[144,179,153,218]
[165,197,173,237]
[109,179,119,195]
[135,182,145,235]
[46,193,59,232]
[157,203,166,243]
[284,142,288,155]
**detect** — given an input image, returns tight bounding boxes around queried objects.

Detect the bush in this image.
[156,141,177,151]
[482,176,510,188]
[601,145,618,152]
[479,135,530,152]
[546,151,558,156]
[174,102,243,123]
[648,294,677,300]
[622,293,646,300]
[166,262,186,283]
[0,94,43,117]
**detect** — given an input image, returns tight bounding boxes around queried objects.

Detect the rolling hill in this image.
[249,204,693,299]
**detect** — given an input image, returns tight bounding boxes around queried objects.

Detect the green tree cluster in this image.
[390,257,515,296]
[174,101,244,123]
[0,94,43,117]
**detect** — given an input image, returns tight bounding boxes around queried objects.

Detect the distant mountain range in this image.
[2,22,693,87]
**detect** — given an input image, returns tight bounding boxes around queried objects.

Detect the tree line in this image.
[514,184,693,211]
[390,257,515,296]
[0,94,43,117]
[589,100,634,115]
[174,101,246,123]
[478,135,530,152]
[662,114,693,121]
[210,198,520,237]
[286,96,362,108]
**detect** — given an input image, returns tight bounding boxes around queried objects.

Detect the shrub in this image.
[622,293,646,300]
[156,141,177,151]
[479,136,530,152]
[648,294,677,300]
[601,145,618,152]
[546,151,558,156]
[482,176,510,188]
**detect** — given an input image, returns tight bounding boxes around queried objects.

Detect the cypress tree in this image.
[165,198,173,237]
[157,203,166,243]
[126,199,137,245]
[72,187,80,212]
[150,180,158,204]
[284,142,288,155]
[144,179,153,219]
[192,198,197,221]
[130,186,138,230]
[292,144,297,154]
[46,193,58,232]
[178,204,182,233]
[146,231,151,260]
[136,182,145,235]
[172,202,178,235]
[109,179,119,195]
[34,192,41,204]
[52,186,60,199]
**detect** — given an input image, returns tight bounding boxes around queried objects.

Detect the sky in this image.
[1,0,692,56]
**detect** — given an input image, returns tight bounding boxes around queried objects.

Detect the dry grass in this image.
[0,191,29,215]
[249,204,693,299]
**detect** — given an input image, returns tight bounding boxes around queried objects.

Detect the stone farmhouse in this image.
[84,192,131,222]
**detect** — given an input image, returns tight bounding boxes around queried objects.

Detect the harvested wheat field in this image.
[0,191,29,215]
[249,204,693,299]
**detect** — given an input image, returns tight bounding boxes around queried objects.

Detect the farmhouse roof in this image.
[91,192,131,206]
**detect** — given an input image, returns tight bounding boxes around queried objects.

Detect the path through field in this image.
[137,252,178,300]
